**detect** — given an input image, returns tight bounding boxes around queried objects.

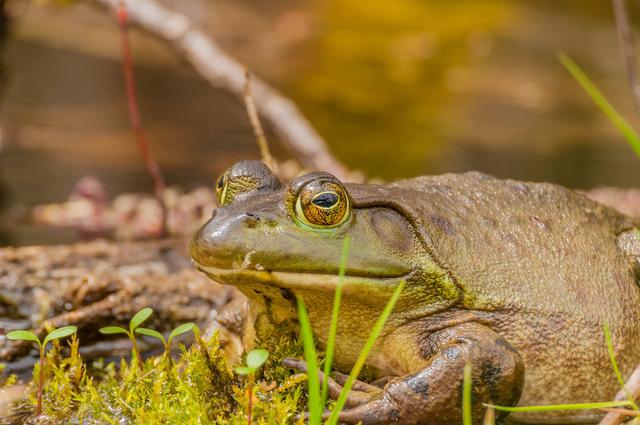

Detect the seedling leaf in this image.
[246,349,269,370]
[168,322,195,342]
[130,307,153,331]
[43,326,77,347]
[135,328,165,343]
[234,366,253,376]
[99,326,128,335]
[6,330,40,345]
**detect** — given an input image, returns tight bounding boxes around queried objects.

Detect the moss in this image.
[8,330,308,424]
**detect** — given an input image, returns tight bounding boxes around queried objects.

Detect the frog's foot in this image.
[293,323,524,425]
[283,357,381,407]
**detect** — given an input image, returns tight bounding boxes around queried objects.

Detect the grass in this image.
[321,235,350,406]
[558,51,640,159]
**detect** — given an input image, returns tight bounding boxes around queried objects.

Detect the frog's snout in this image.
[189,206,265,271]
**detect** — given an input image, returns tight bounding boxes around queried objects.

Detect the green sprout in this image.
[135,322,197,353]
[99,307,153,368]
[234,348,269,425]
[6,325,77,416]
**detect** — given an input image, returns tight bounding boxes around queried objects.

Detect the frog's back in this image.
[390,172,640,423]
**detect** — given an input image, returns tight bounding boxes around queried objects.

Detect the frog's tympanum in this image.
[190,160,640,424]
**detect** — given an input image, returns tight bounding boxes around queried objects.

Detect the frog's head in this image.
[190,161,459,353]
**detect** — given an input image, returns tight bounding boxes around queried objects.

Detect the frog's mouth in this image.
[192,261,408,293]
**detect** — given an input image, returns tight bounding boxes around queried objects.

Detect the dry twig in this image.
[612,0,640,112]
[243,68,275,171]
[90,0,349,180]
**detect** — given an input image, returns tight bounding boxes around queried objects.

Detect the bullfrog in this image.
[190,160,640,424]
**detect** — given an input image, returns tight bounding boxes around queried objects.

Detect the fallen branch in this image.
[599,365,640,425]
[89,0,349,180]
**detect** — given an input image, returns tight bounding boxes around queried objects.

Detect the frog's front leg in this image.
[330,322,524,425]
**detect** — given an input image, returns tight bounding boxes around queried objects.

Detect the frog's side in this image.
[190,160,640,425]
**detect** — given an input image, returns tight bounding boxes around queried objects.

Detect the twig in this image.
[116,0,167,236]
[612,0,640,112]
[600,408,640,416]
[89,0,349,180]
[243,68,275,171]
[599,365,640,425]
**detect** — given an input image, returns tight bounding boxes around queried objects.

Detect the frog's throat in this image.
[192,262,408,292]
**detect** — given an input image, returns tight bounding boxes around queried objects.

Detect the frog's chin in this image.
[192,261,406,292]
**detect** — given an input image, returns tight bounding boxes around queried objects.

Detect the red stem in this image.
[117,0,168,236]
[37,348,44,416]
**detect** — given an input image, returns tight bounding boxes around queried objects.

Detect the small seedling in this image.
[234,348,269,425]
[6,325,77,416]
[135,322,197,353]
[99,307,153,369]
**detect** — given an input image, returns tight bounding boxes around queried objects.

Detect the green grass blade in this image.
[43,325,77,347]
[603,322,639,410]
[327,280,405,425]
[99,326,128,335]
[130,307,153,331]
[297,297,322,425]
[6,330,41,346]
[322,236,351,405]
[558,51,640,158]
[463,362,473,425]
[485,400,632,413]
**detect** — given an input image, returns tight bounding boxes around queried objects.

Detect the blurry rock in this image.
[32,178,216,240]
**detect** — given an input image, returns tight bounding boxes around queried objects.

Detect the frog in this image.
[189,160,640,424]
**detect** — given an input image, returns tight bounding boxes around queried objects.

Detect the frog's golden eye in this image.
[295,180,350,228]
[215,171,229,206]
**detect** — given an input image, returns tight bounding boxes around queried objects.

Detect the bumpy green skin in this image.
[190,161,640,425]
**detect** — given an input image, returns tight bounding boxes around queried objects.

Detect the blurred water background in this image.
[1,0,639,244]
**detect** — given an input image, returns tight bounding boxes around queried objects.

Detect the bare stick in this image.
[243,68,275,171]
[89,0,349,180]
[612,0,640,112]
[117,0,167,235]
[599,364,640,425]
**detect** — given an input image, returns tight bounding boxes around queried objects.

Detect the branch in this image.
[243,69,275,171]
[612,0,640,112]
[89,0,349,180]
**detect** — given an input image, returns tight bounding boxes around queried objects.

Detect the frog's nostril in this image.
[211,209,218,219]
[243,213,260,228]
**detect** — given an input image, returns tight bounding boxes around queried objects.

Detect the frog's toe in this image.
[330,370,382,392]
[329,397,401,425]
[283,358,379,407]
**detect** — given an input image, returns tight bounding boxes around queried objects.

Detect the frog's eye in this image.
[215,171,229,206]
[295,180,350,228]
